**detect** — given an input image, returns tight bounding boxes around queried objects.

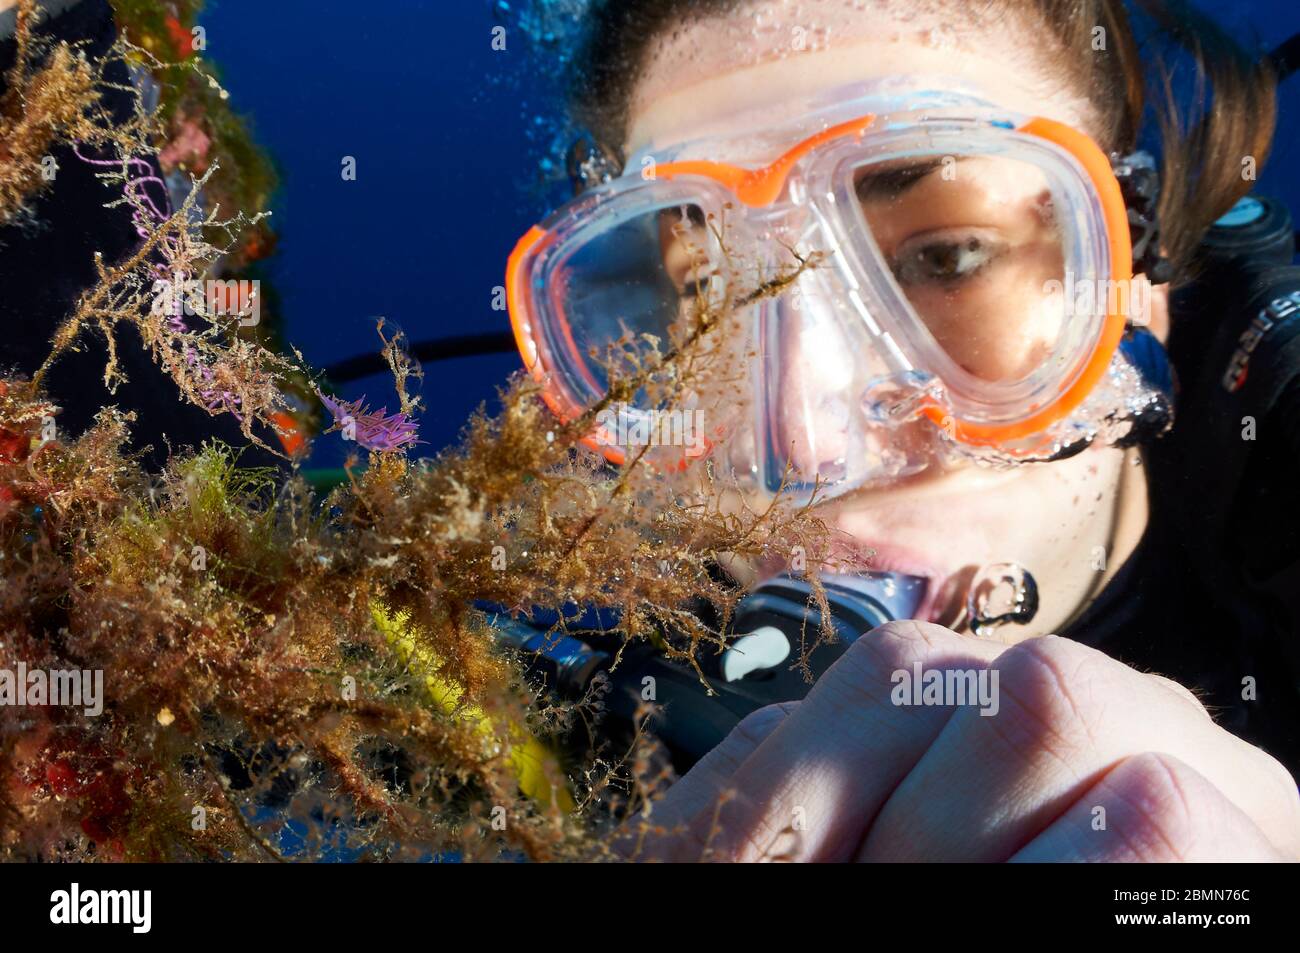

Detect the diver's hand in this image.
[624,621,1300,861]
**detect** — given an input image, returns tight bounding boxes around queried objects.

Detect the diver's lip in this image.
[842,540,950,623]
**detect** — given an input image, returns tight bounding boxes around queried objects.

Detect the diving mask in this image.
[505,82,1172,502]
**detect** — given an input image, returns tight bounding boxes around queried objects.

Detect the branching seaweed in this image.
[0,3,859,862]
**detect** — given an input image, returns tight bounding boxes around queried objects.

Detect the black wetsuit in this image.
[1067,280,1300,779]
[1066,491,1300,778]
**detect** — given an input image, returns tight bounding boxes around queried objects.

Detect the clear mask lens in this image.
[850,153,1074,387]
[547,201,725,403]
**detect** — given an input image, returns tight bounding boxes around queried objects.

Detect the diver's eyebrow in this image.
[855,158,963,201]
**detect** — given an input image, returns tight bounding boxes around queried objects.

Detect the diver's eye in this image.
[891,230,1007,287]
[681,273,713,299]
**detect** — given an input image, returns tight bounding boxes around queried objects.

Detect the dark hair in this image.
[572,0,1277,281]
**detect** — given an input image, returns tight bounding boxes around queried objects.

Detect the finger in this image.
[1144,673,1214,720]
[857,635,1300,861]
[651,702,797,831]
[693,620,1004,862]
[1010,752,1285,862]
[619,702,796,861]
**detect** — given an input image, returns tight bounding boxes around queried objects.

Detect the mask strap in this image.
[1114,326,1176,449]
[1112,150,1174,285]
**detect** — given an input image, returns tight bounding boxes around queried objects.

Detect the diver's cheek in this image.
[996,446,1134,639]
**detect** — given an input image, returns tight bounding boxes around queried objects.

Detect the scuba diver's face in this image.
[623,0,1168,640]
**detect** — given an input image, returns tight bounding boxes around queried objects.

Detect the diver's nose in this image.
[773,292,854,475]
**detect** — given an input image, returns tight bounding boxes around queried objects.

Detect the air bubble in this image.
[967,563,1039,637]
